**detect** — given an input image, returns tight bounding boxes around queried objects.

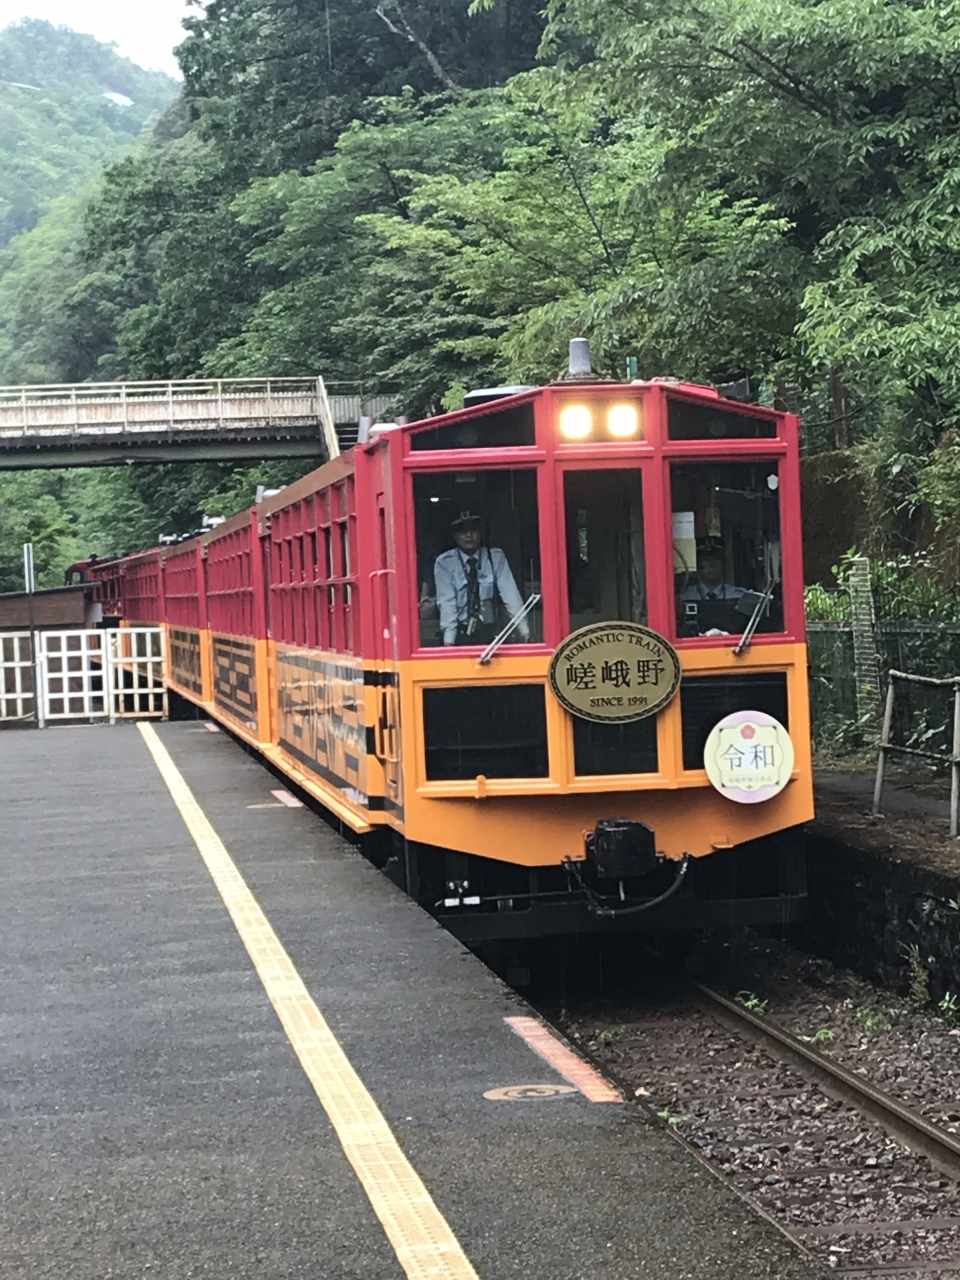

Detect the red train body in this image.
[72,375,813,941]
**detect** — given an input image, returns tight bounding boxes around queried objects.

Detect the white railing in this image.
[41,629,109,721]
[1,631,36,722]
[0,377,396,443]
[105,627,168,720]
[0,626,168,725]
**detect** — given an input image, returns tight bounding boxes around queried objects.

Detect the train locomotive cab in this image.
[351,361,811,941]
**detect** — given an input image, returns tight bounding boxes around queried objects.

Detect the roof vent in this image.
[463,385,537,407]
[557,337,614,384]
[568,337,592,377]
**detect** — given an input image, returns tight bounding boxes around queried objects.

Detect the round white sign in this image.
[703,709,795,804]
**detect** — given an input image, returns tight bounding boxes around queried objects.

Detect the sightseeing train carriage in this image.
[107,361,813,941]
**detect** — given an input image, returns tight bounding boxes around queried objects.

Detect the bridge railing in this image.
[0,377,396,440]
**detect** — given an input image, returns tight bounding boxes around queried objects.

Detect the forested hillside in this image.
[6,0,960,591]
[0,20,177,245]
[0,21,177,386]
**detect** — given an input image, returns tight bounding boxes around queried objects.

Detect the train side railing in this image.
[0,626,166,727]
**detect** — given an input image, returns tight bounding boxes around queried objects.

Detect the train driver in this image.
[681,542,745,603]
[433,511,530,646]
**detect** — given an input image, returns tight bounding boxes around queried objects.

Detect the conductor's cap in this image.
[451,511,482,531]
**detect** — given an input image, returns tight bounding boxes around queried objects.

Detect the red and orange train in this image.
[79,357,813,941]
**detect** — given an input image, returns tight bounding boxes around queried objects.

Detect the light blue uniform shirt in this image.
[433,545,529,645]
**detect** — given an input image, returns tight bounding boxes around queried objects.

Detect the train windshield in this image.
[413,469,542,648]
[671,461,783,638]
[563,469,646,631]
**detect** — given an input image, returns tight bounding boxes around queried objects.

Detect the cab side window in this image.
[671,462,783,637]
[413,470,542,648]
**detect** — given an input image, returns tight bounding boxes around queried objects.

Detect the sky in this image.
[1,0,194,77]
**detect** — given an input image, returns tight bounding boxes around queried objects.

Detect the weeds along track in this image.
[573,983,960,1278]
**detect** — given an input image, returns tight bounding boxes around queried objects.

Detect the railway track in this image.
[571,982,960,1278]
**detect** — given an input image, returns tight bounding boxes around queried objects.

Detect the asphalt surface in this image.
[1,720,827,1279]
[816,765,951,820]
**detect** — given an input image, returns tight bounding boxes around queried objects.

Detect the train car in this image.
[101,344,813,942]
[64,555,125,622]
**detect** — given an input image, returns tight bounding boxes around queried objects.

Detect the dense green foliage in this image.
[0,20,177,244]
[525,0,960,554]
[9,0,960,588]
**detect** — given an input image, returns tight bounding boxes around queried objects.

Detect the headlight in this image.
[558,404,592,440]
[607,404,639,438]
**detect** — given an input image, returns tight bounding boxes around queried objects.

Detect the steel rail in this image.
[693,981,960,1181]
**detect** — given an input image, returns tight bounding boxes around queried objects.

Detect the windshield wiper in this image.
[733,580,776,656]
[478,594,541,665]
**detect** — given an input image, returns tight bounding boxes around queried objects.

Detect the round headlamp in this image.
[606,404,640,438]
[558,404,592,440]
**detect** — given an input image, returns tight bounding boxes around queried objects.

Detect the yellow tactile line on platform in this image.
[136,722,481,1280]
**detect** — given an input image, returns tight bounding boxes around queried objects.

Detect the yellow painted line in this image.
[505,1016,622,1103]
[136,722,480,1280]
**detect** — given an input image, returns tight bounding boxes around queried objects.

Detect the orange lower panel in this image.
[165,627,813,866]
[264,742,375,833]
[398,641,813,864]
[162,681,377,834]
[402,777,814,865]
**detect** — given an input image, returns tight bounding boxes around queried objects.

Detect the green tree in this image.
[204,91,510,406]
[0,471,84,591]
[177,0,543,172]
[72,1,545,384]
[361,91,795,390]
[498,0,960,548]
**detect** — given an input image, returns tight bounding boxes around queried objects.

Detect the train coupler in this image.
[585,818,660,880]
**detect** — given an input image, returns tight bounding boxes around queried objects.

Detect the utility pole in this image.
[24,543,43,728]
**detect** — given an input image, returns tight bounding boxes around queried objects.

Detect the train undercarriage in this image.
[374,827,807,943]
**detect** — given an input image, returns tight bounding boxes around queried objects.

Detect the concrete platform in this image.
[0,721,824,1280]
[816,765,952,824]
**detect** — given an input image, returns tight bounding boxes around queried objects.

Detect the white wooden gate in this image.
[41,629,109,721]
[0,627,167,725]
[1,631,36,722]
[105,627,167,720]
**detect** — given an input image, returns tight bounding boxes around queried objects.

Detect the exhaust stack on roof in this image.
[568,338,592,378]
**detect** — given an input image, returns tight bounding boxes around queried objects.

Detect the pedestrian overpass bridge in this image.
[0,377,395,468]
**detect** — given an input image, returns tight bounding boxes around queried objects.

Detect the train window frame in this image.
[408,464,546,653]
[268,477,358,654]
[419,682,551,782]
[668,457,788,645]
[678,670,790,774]
[559,463,650,635]
[409,399,538,451]
[665,394,779,441]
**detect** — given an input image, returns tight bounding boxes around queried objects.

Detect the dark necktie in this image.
[707,590,717,601]
[465,556,479,611]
